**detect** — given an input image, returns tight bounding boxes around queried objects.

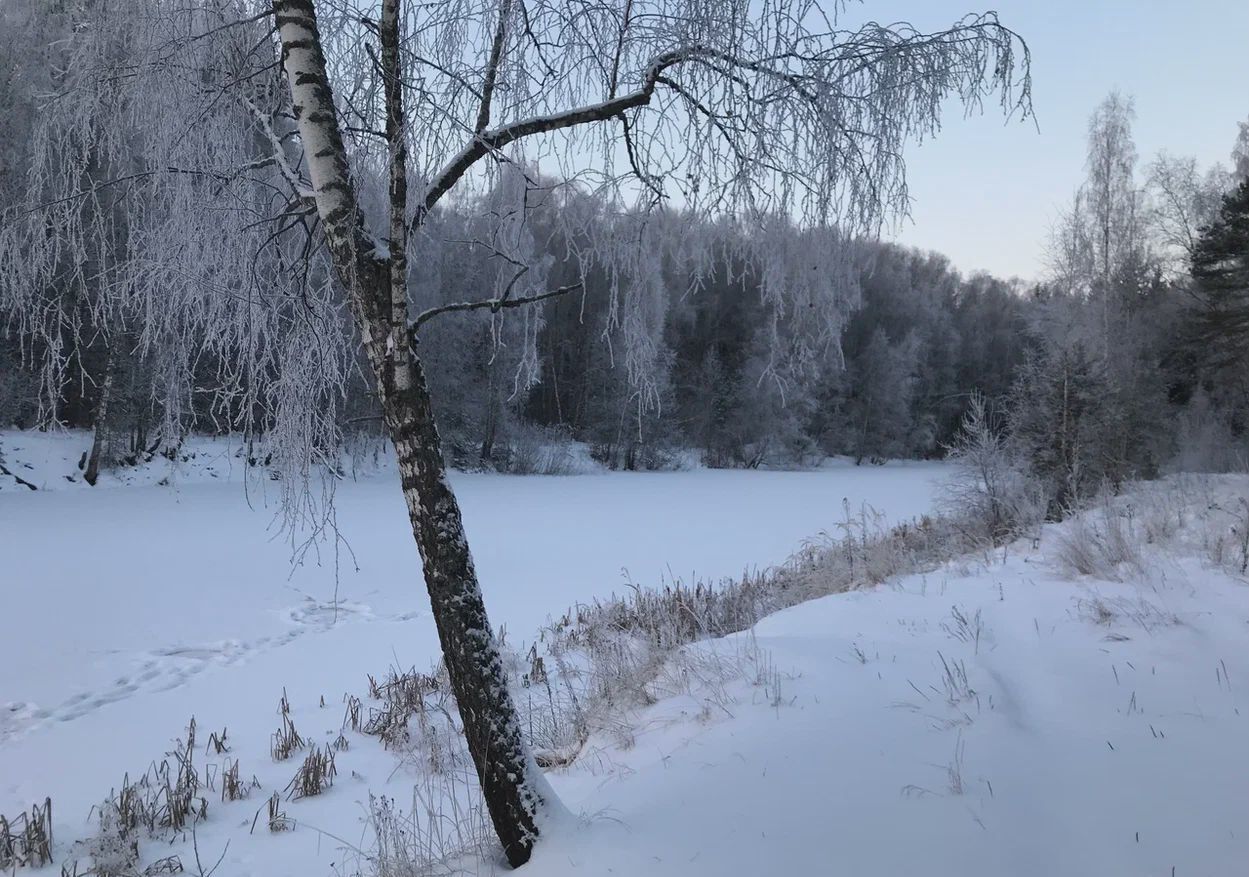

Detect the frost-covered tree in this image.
[3,0,1032,862]
[272,0,1031,860]
[1086,92,1145,291]
[845,327,920,464]
[1009,333,1114,518]
[1232,118,1249,181]
[1147,152,1229,273]
[0,0,339,495]
[942,391,1039,540]
[1048,92,1151,339]
[1025,93,1183,499]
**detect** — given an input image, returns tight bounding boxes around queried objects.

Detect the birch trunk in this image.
[84,345,115,486]
[272,0,544,864]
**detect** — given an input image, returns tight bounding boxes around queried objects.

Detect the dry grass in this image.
[285,745,337,801]
[936,651,979,710]
[1051,476,1249,583]
[343,694,363,732]
[99,719,208,839]
[54,718,210,876]
[0,798,53,870]
[363,774,493,877]
[511,502,986,762]
[270,713,305,761]
[941,604,987,654]
[1075,593,1181,634]
[219,760,257,804]
[945,734,967,796]
[1202,494,1249,575]
[362,667,444,750]
[250,793,292,835]
[204,728,228,756]
[1050,501,1144,581]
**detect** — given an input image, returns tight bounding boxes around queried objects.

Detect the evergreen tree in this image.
[1191,179,1249,374]
[1185,178,1249,439]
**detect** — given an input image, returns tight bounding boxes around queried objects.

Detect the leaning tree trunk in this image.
[381,352,543,863]
[272,0,546,865]
[84,345,115,486]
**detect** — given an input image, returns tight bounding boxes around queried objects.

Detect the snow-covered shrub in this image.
[1187,480,1249,576]
[498,423,596,475]
[1049,476,1249,582]
[941,392,1044,543]
[77,800,140,877]
[1050,498,1144,581]
[362,772,491,877]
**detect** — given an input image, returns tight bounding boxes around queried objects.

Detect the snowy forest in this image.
[0,15,1244,509]
[1,1,1247,876]
[1,1,1244,503]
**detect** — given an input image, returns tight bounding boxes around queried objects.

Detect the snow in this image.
[535,532,1249,876]
[0,431,945,713]
[1,430,1246,877]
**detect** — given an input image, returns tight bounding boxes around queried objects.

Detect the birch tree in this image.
[264,0,1030,862]
[3,0,1032,865]
[1085,92,1143,291]
[1147,152,1227,274]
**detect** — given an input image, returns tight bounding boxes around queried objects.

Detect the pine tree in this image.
[1191,179,1249,373]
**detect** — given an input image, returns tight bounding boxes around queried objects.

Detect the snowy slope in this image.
[1,430,1245,877]
[536,513,1249,876]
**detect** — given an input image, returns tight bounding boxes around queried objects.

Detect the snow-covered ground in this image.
[1,431,1246,877]
[0,431,945,715]
[535,490,1249,877]
[0,431,943,869]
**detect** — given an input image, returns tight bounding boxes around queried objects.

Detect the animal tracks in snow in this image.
[1,598,416,744]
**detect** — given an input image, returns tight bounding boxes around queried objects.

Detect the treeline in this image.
[517,239,1031,471]
[0,214,1033,473]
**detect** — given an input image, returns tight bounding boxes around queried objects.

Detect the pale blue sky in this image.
[845,1,1249,281]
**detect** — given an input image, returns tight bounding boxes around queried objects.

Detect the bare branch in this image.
[414,46,696,227]
[238,93,314,200]
[475,0,513,134]
[411,282,583,333]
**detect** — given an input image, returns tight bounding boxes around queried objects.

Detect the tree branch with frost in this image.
[410,281,583,333]
[1147,151,1228,271]
[413,46,699,227]
[410,17,1030,231]
[238,93,314,200]
[474,0,513,134]
[618,112,664,200]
